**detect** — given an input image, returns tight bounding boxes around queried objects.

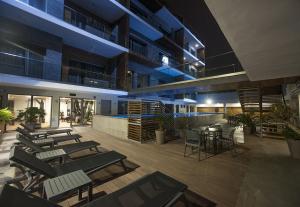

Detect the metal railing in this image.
[0,51,118,89]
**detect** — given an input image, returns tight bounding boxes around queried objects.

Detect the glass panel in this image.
[7,94,31,131]
[82,99,95,125]
[59,98,72,128]
[32,96,52,128]
[71,99,82,126]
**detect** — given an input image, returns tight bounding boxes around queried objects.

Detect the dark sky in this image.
[160,0,242,70]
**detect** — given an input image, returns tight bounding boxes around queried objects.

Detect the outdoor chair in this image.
[184,130,202,161]
[20,123,72,136]
[0,171,187,207]
[219,127,236,154]
[9,146,127,191]
[16,127,81,145]
[16,134,100,162]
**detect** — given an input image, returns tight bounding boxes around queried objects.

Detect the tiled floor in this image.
[1,127,300,207]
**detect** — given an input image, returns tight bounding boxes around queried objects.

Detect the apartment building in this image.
[0,0,207,129]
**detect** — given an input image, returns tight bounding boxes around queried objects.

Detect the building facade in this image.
[0,0,207,128]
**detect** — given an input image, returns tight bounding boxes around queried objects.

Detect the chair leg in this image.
[184,144,187,157]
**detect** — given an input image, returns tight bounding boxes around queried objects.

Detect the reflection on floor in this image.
[1,127,299,207]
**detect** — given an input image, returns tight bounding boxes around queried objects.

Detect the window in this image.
[67,60,106,87]
[7,94,52,130]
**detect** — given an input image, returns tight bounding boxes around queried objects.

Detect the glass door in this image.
[71,98,82,126]
[82,99,95,125]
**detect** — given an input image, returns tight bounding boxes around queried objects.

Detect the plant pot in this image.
[287,139,300,159]
[155,130,165,144]
[243,126,251,135]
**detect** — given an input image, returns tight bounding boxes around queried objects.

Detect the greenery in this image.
[283,127,300,140]
[16,107,45,123]
[236,113,255,128]
[269,103,292,122]
[0,108,13,123]
[155,114,173,131]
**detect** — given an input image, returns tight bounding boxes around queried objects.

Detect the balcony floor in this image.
[1,127,299,207]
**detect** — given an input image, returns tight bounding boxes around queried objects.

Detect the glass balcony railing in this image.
[16,1,119,44]
[64,6,118,44]
[0,51,118,89]
[129,38,182,69]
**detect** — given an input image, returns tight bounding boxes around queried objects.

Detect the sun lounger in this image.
[9,146,127,180]
[1,170,188,207]
[20,123,72,136]
[16,134,100,162]
[16,128,81,144]
[0,184,60,207]
[82,171,188,207]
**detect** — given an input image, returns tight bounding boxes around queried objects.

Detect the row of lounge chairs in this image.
[0,124,189,206]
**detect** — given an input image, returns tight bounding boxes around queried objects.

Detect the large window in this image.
[7,94,52,130]
[67,60,108,88]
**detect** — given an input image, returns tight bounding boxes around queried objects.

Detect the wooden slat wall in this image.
[128,100,159,143]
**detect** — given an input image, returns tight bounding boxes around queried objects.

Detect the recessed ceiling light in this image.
[195,44,199,48]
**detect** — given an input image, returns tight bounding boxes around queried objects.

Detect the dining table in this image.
[192,125,222,154]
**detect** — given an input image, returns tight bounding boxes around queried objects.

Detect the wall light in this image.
[206,99,213,105]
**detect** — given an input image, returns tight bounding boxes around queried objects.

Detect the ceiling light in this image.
[206,99,213,105]
[195,44,199,48]
[195,62,199,66]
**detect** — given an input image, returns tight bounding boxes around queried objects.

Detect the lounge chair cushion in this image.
[54,151,126,175]
[83,171,187,207]
[0,184,60,207]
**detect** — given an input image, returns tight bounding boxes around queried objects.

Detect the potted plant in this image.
[236,113,254,135]
[155,115,166,144]
[284,127,300,159]
[0,108,13,134]
[16,107,45,129]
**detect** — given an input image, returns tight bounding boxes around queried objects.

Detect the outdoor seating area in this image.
[184,124,237,160]
[0,124,194,207]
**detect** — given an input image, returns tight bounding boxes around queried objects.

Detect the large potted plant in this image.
[284,127,300,159]
[0,108,13,134]
[237,113,254,135]
[16,107,45,129]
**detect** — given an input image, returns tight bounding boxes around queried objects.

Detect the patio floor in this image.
[1,127,300,207]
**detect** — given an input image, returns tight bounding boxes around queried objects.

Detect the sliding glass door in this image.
[59,97,95,127]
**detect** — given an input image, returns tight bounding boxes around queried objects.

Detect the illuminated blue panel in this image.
[154,65,196,80]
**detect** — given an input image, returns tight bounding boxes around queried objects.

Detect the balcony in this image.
[0,0,128,57]
[63,5,118,44]
[0,51,117,90]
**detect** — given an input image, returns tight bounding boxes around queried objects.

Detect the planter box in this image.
[287,139,300,159]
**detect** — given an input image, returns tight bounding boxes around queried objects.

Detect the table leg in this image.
[78,187,82,200]
[88,184,93,201]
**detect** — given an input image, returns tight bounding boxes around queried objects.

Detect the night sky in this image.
[160,0,242,71]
